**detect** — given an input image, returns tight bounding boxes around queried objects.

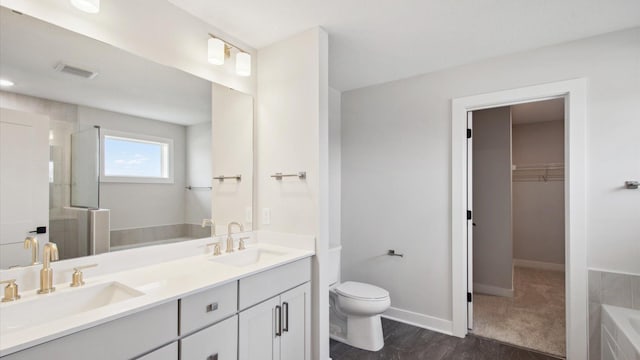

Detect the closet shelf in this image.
[512,163,564,183]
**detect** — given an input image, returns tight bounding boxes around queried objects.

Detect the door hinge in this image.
[467,210,472,220]
[467,129,472,139]
[467,292,473,302]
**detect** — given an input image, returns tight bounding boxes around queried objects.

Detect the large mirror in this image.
[0,7,253,269]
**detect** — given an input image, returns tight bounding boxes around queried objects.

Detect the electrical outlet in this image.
[262,208,271,225]
[245,207,253,223]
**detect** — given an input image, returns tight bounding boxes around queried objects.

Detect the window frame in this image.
[100,129,174,184]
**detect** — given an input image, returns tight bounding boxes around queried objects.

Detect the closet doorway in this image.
[469,99,566,358]
[451,79,587,360]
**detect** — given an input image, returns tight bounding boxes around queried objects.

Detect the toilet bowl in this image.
[328,246,391,351]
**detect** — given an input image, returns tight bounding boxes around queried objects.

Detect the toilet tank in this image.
[328,245,341,286]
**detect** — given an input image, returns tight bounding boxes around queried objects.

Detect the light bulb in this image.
[236,52,251,77]
[208,38,225,65]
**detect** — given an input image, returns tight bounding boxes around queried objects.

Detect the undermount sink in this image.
[209,247,287,267]
[0,281,144,335]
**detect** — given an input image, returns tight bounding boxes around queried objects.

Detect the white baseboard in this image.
[513,258,565,272]
[473,283,514,297]
[382,306,453,335]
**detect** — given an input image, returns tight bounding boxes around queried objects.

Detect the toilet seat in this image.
[335,281,389,300]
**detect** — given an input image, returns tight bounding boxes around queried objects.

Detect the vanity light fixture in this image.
[70,0,100,14]
[208,34,252,77]
[0,79,15,87]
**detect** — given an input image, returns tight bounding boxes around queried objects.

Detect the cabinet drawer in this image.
[180,281,237,335]
[239,258,311,310]
[136,342,177,360]
[180,315,238,360]
[1,301,178,360]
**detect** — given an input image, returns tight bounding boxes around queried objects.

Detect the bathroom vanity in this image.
[0,236,314,360]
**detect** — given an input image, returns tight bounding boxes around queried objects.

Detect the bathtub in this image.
[601,304,640,360]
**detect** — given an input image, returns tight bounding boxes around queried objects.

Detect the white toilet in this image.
[329,246,391,351]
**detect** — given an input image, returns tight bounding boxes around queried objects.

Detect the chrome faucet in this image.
[23,236,39,265]
[226,222,244,253]
[38,243,59,294]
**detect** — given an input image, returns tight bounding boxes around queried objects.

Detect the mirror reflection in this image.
[0,7,253,269]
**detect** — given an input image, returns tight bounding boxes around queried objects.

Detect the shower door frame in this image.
[450,78,587,360]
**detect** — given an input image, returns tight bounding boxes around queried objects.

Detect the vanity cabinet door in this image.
[280,282,311,360]
[238,296,281,360]
[238,283,311,360]
[180,315,238,360]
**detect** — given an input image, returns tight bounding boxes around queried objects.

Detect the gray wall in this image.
[77,106,186,230]
[512,120,565,265]
[472,107,513,293]
[184,122,212,226]
[341,27,640,329]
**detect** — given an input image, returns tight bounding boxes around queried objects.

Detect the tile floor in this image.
[330,318,563,360]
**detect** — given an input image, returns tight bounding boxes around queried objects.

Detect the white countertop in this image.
[0,240,314,356]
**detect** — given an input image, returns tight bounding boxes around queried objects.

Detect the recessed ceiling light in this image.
[0,79,15,87]
[70,0,100,14]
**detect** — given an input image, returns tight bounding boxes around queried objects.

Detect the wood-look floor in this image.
[330,318,564,360]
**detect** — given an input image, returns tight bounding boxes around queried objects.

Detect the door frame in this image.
[450,79,587,359]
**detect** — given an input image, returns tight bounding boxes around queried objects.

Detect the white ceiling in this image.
[0,7,211,126]
[511,98,564,125]
[169,0,640,91]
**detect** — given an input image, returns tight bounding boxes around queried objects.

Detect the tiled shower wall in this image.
[588,269,640,360]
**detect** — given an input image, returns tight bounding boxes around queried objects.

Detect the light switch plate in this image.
[245,207,253,223]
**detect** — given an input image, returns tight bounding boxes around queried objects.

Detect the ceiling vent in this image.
[54,63,98,79]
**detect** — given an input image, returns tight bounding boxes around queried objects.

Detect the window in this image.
[100,130,173,183]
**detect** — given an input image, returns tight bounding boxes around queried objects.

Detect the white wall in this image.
[185,121,212,225]
[77,106,186,230]
[256,27,329,360]
[341,27,640,333]
[472,107,513,294]
[211,84,253,231]
[0,0,256,96]
[512,120,565,265]
[329,87,342,247]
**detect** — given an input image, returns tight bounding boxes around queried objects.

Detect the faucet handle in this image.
[0,279,21,302]
[70,264,98,287]
[238,237,250,251]
[206,242,222,256]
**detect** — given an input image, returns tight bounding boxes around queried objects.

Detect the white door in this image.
[466,111,474,330]
[280,283,311,360]
[0,108,49,269]
[239,296,280,360]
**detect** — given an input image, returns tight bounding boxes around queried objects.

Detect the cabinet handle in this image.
[206,302,219,313]
[275,305,282,337]
[207,354,218,360]
[282,302,289,332]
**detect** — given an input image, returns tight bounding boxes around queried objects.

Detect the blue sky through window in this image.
[104,137,164,177]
